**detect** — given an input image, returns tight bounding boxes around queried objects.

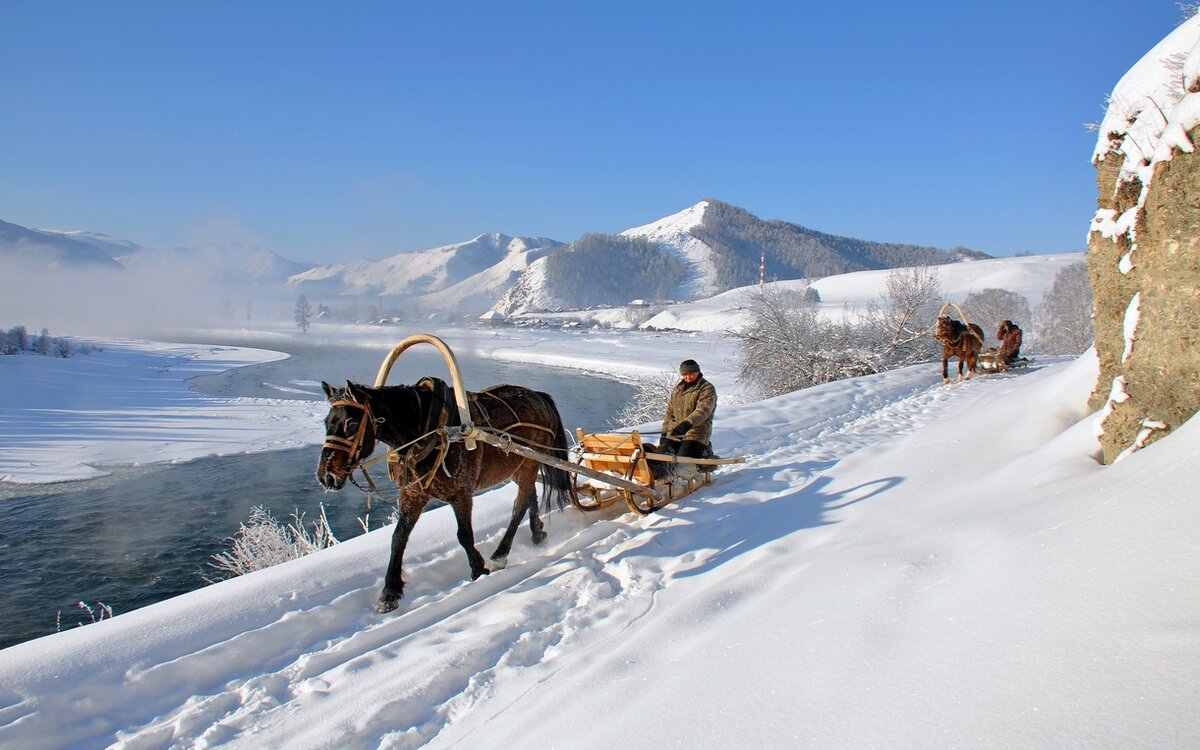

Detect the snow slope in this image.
[1,343,1196,749]
[621,200,719,298]
[643,252,1085,331]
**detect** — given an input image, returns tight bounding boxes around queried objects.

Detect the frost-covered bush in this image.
[614,369,679,429]
[730,267,943,399]
[207,505,339,580]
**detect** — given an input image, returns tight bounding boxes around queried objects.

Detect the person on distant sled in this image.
[996,320,1024,370]
[657,359,717,479]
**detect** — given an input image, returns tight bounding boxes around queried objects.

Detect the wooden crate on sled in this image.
[572,428,742,515]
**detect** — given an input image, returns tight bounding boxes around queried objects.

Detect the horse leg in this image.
[449,493,490,581]
[942,352,950,384]
[490,463,544,568]
[378,492,430,613]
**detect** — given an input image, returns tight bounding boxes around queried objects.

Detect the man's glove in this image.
[670,421,691,437]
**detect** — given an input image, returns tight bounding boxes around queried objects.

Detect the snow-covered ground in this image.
[0,340,326,484]
[0,329,1197,748]
[1,251,1196,748]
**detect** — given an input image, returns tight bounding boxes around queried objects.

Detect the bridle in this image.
[934,318,981,348]
[323,398,378,485]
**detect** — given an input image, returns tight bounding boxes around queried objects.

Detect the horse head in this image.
[935,316,960,343]
[317,380,381,490]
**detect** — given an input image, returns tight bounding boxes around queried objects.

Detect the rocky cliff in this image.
[1088,14,1200,463]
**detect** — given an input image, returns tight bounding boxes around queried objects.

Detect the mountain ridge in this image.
[3,201,997,318]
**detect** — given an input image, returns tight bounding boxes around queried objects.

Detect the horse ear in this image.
[321,381,337,401]
[346,380,368,402]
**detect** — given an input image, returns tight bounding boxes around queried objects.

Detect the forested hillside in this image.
[694,200,987,287]
[542,233,689,306]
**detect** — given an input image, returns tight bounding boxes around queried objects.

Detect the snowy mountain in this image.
[496,199,991,314]
[0,219,124,271]
[286,233,564,315]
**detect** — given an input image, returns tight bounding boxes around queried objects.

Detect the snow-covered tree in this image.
[730,267,945,399]
[858,266,944,368]
[1035,262,1094,354]
[960,288,1032,348]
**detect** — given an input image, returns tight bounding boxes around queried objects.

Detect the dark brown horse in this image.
[317,377,574,613]
[934,316,984,383]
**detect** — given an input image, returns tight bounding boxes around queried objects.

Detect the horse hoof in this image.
[471,567,490,580]
[490,556,508,570]
[376,596,400,614]
[531,530,548,545]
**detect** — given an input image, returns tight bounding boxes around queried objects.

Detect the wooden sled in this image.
[572,429,745,516]
[976,347,1032,372]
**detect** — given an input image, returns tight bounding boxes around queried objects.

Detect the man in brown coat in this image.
[660,359,717,477]
[996,320,1024,370]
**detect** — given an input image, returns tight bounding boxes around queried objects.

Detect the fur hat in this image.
[679,359,701,375]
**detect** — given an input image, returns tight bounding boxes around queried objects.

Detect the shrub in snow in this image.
[207,505,338,580]
[614,369,680,428]
[56,601,113,632]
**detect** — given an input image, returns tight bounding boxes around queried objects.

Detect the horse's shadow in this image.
[596,461,903,579]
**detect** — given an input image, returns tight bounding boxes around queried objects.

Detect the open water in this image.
[0,336,633,650]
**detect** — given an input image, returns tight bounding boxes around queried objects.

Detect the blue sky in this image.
[0,2,1187,264]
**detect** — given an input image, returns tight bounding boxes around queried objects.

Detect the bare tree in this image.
[1035,262,1094,354]
[294,295,313,333]
[859,266,944,367]
[961,288,1032,347]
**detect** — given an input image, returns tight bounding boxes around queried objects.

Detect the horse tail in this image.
[536,391,577,514]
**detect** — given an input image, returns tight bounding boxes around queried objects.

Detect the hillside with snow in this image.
[497,200,987,314]
[0,219,124,271]
[642,251,1086,332]
[287,233,564,315]
[4,200,1018,328]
